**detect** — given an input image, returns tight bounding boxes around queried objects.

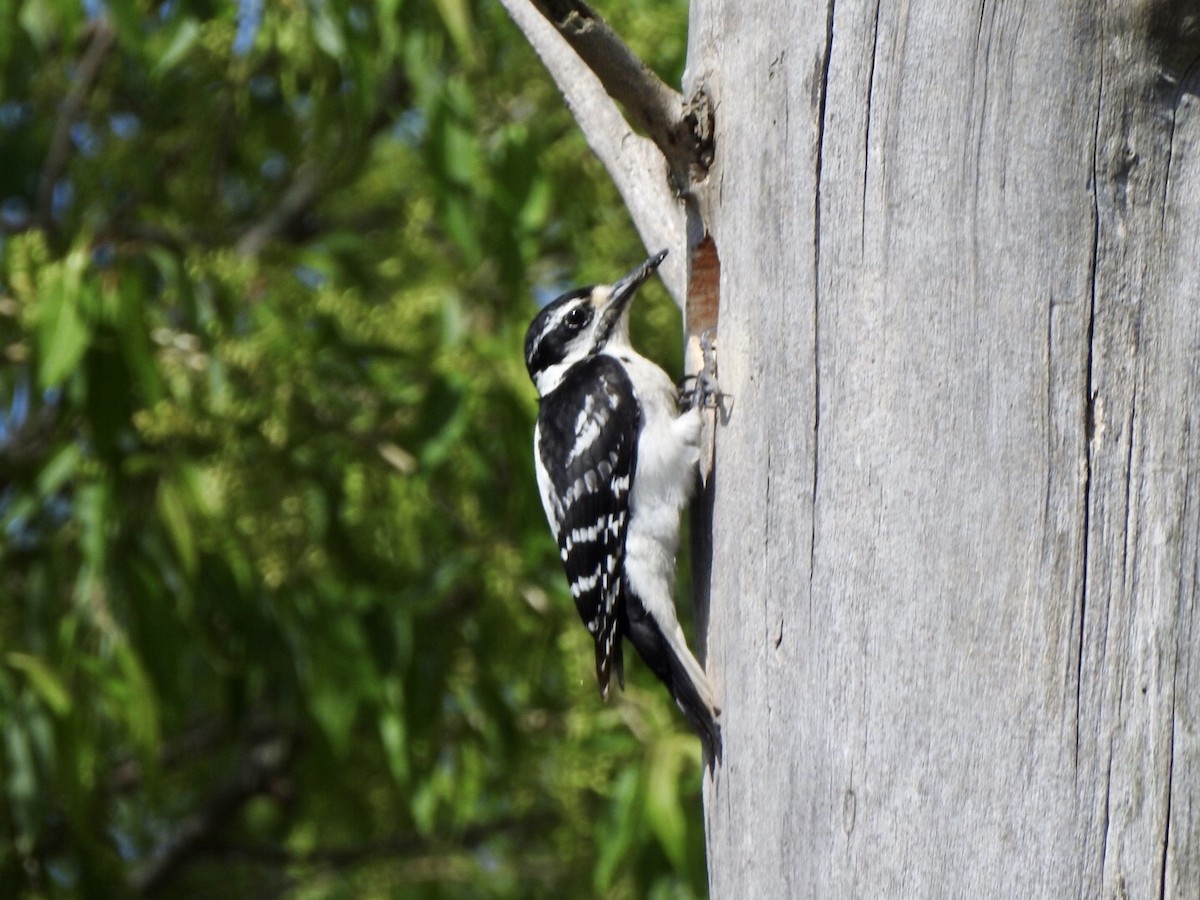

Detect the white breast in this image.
[603,349,701,623]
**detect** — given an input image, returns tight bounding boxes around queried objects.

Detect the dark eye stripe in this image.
[525,288,597,381]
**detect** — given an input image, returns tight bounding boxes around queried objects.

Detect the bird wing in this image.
[534,355,639,697]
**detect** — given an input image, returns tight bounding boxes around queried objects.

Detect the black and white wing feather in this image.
[533,355,639,697]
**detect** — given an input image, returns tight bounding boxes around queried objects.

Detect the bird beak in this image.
[595,249,668,341]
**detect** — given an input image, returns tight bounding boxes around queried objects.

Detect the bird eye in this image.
[564,306,591,330]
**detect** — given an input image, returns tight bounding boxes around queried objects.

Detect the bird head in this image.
[524,249,668,397]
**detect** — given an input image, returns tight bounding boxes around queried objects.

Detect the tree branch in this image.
[530,0,713,183]
[532,1,681,155]
[235,162,324,257]
[130,733,295,896]
[36,21,117,231]
[232,71,408,258]
[500,0,687,305]
[109,717,229,794]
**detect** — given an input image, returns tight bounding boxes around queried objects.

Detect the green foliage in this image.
[0,0,704,897]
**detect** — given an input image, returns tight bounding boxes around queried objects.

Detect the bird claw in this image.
[679,328,722,411]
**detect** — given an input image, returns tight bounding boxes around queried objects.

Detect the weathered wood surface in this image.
[686,2,1200,895]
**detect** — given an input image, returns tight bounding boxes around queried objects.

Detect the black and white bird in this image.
[524,249,720,756]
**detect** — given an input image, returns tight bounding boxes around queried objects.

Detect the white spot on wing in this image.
[568,395,604,463]
[570,565,602,599]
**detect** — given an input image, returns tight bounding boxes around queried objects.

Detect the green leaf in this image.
[103,0,145,48]
[376,0,403,57]
[644,737,687,870]
[379,677,410,784]
[379,709,409,784]
[439,194,482,265]
[310,5,346,59]
[433,0,475,62]
[6,653,72,716]
[519,175,553,233]
[152,18,201,77]
[74,481,111,581]
[36,444,80,497]
[158,477,198,575]
[36,252,92,389]
[303,616,373,757]
[595,767,640,891]
[441,120,479,185]
[3,705,41,817]
[111,643,161,760]
[17,0,69,52]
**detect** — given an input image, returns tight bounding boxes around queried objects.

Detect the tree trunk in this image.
[688,2,1200,896]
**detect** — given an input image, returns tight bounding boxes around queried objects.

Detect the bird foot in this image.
[678,328,722,411]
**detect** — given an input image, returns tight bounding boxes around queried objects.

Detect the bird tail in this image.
[595,630,625,698]
[622,598,721,762]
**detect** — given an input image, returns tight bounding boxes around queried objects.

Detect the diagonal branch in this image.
[500,0,687,304]
[36,21,117,231]
[130,733,294,896]
[233,71,409,258]
[235,162,323,257]
[529,0,699,172]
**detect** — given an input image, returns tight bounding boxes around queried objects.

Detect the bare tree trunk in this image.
[688,1,1200,896]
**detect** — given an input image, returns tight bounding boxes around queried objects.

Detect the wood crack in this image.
[1121,387,1138,582]
[812,0,835,579]
[1077,47,1104,767]
[970,0,995,292]
[1161,92,1178,231]
[1158,670,1177,900]
[861,0,882,254]
[1098,748,1114,891]
[765,439,774,643]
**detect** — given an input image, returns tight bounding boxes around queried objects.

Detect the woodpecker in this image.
[524,249,720,756]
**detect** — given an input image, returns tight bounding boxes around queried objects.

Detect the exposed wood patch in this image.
[686,233,720,337]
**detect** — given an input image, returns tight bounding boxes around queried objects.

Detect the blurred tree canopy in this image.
[0,0,705,896]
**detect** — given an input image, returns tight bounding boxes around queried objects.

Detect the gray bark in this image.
[686,2,1200,897]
